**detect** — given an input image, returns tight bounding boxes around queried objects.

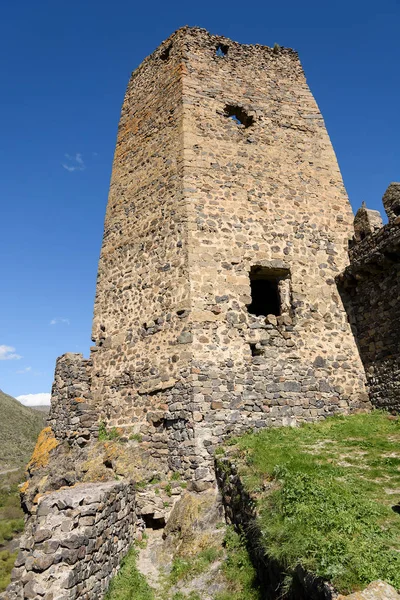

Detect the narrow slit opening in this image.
[216,44,228,57]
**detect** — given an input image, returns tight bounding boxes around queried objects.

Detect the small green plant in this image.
[165,484,172,497]
[98,422,121,442]
[129,433,142,442]
[0,551,18,592]
[215,447,225,456]
[149,475,161,485]
[214,527,260,600]
[170,471,181,481]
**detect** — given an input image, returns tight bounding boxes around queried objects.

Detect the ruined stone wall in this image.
[86,27,369,483]
[2,482,136,600]
[338,206,400,412]
[47,353,98,447]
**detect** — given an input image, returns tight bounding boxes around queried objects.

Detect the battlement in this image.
[338,183,400,412]
[131,27,300,78]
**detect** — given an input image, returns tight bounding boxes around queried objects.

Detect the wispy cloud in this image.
[50,318,70,326]
[62,153,86,172]
[16,366,32,374]
[0,345,22,361]
[17,393,51,407]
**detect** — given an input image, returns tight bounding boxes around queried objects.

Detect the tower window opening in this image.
[160,44,172,61]
[247,266,290,317]
[393,205,400,217]
[216,44,228,57]
[249,343,263,357]
[224,104,254,128]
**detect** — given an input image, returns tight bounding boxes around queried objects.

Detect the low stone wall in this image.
[1,481,136,600]
[47,353,98,446]
[215,458,336,600]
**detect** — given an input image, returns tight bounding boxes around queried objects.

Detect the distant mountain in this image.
[0,390,46,472]
[29,405,50,414]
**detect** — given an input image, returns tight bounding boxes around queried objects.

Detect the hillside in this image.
[0,390,46,472]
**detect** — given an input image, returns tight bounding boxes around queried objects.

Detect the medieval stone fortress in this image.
[2,27,399,600]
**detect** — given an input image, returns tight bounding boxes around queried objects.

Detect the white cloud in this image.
[50,318,70,326]
[62,153,86,172]
[0,345,22,361]
[17,393,51,407]
[16,366,32,374]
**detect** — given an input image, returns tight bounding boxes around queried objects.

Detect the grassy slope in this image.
[0,390,45,591]
[228,411,400,595]
[0,470,25,591]
[0,389,46,471]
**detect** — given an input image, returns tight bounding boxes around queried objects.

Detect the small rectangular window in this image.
[247,266,290,317]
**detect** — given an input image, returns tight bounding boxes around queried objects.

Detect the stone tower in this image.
[87,27,368,484]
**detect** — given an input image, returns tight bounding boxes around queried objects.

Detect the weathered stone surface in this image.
[47,353,98,446]
[1,482,136,600]
[338,580,400,599]
[382,182,400,223]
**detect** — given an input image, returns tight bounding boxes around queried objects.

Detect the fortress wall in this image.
[47,353,98,446]
[338,213,400,412]
[180,29,369,473]
[2,482,136,600]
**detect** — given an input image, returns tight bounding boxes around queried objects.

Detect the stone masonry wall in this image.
[1,482,136,600]
[47,353,98,447]
[89,28,193,475]
[85,27,369,483]
[338,191,400,412]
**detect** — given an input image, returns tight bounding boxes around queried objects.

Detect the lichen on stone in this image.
[26,427,58,473]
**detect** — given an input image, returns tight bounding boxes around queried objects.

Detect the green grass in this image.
[104,547,155,600]
[215,527,260,600]
[228,411,400,595]
[0,470,26,592]
[0,550,17,591]
[105,529,260,600]
[162,530,259,600]
[168,547,222,586]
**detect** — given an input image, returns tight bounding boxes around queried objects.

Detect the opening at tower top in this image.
[393,205,400,217]
[224,105,254,128]
[160,44,172,61]
[216,44,229,57]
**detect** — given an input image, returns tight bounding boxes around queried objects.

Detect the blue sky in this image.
[0,0,399,405]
